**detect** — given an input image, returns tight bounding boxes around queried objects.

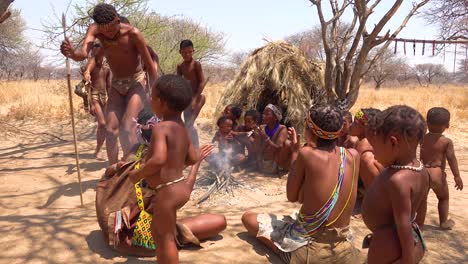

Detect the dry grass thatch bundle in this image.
[216,41,324,129]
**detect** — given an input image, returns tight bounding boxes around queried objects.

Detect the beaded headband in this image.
[354,110,370,126]
[306,115,343,140]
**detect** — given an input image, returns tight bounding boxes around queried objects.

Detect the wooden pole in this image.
[62,13,84,207]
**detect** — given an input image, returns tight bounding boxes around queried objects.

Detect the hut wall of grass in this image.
[216,41,325,130]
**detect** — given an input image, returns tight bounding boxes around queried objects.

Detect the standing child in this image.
[128,75,226,263]
[363,105,429,264]
[85,43,112,160]
[177,39,206,148]
[420,107,463,230]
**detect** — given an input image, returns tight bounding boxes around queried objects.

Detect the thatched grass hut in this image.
[216,41,324,130]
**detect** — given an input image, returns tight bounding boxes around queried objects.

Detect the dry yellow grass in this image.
[0,80,88,120]
[1,80,467,132]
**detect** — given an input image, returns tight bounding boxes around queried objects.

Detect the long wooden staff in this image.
[62,13,84,207]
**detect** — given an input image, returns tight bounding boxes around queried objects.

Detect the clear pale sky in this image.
[12,0,456,69]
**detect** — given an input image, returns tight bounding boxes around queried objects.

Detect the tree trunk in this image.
[0,0,13,24]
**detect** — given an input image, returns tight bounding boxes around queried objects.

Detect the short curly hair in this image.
[153,75,192,112]
[309,105,343,147]
[427,107,450,126]
[92,4,118,24]
[370,105,426,143]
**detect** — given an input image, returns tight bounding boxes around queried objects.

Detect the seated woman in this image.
[256,104,288,174]
[96,109,226,256]
[242,105,361,263]
[349,108,383,189]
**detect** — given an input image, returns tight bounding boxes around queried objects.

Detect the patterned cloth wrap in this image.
[131,145,156,249]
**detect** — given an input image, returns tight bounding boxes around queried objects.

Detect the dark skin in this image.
[337,116,359,149]
[212,119,246,166]
[420,122,463,229]
[86,46,111,160]
[128,90,225,264]
[232,115,259,164]
[242,127,360,256]
[61,17,157,164]
[177,47,206,127]
[350,119,383,189]
[363,132,429,264]
[257,109,288,162]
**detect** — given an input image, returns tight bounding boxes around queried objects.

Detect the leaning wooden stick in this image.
[62,13,84,206]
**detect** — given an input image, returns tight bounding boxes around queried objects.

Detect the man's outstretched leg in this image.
[121,84,146,159]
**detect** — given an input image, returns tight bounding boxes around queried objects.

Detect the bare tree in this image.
[423,0,467,40]
[286,26,324,61]
[414,63,447,86]
[367,48,406,89]
[230,51,250,68]
[0,0,13,24]
[309,0,429,109]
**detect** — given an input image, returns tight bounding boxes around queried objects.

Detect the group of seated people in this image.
[99,74,461,264]
[209,103,290,174]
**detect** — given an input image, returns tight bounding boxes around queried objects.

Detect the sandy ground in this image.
[0,117,467,264]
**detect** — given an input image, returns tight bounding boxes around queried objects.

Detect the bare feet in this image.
[440,219,455,230]
[94,151,105,161]
[176,222,200,246]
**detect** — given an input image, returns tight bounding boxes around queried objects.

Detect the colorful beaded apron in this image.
[131,144,156,249]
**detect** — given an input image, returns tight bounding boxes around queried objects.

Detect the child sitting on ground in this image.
[362,105,429,264]
[337,110,358,149]
[242,105,360,263]
[210,116,246,170]
[128,75,226,263]
[420,107,463,230]
[223,104,243,131]
[231,110,261,167]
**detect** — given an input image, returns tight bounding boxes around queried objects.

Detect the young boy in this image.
[210,116,246,170]
[85,43,112,160]
[177,39,206,148]
[363,105,429,264]
[337,110,358,149]
[420,107,463,230]
[242,105,360,263]
[128,75,226,263]
[61,3,157,164]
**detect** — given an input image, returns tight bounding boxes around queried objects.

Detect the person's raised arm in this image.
[147,46,159,75]
[195,61,205,96]
[286,127,304,202]
[389,175,414,264]
[128,124,167,183]
[446,139,463,190]
[185,144,214,190]
[360,152,381,188]
[131,28,157,87]
[60,26,96,61]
